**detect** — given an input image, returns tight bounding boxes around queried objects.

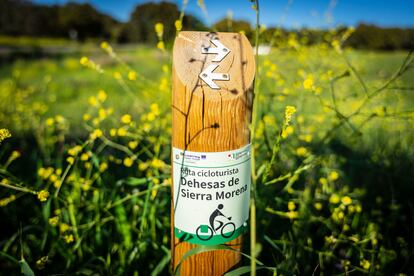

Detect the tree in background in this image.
[345,24,414,50]
[0,0,117,41]
[121,1,205,44]
[213,18,253,41]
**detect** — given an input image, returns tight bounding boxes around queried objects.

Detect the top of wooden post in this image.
[173,31,255,100]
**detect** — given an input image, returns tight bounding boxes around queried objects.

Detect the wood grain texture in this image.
[172,31,255,275]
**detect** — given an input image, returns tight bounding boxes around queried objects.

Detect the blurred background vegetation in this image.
[1,0,413,49]
[1,0,414,275]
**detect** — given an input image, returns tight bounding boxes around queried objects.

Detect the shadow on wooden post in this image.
[172,31,255,275]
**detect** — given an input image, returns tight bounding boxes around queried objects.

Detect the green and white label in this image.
[173,144,251,245]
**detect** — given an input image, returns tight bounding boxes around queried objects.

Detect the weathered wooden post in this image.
[172,31,255,275]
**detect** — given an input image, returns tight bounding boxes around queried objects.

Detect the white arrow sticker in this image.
[199,64,230,89]
[201,39,231,62]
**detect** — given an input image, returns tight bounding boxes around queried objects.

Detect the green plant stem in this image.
[250,1,260,276]
[0,182,36,194]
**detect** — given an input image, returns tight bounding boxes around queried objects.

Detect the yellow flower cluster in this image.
[151,158,165,169]
[90,129,103,140]
[37,190,50,202]
[284,105,296,126]
[174,20,182,32]
[281,126,294,139]
[121,114,132,124]
[100,41,114,56]
[154,23,164,39]
[79,56,103,73]
[154,22,165,51]
[0,194,16,207]
[0,128,11,143]
[64,234,74,244]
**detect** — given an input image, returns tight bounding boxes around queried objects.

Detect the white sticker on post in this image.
[173,144,251,245]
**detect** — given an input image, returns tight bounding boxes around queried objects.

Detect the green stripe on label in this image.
[174,223,248,245]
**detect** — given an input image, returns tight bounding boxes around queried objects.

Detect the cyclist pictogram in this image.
[196,204,236,241]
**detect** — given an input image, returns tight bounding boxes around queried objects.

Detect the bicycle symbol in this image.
[195,204,236,241]
[196,221,236,241]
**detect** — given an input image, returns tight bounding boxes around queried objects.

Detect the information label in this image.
[173,144,251,245]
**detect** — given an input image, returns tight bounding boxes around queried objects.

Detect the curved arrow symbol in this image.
[201,39,231,62]
[199,64,230,89]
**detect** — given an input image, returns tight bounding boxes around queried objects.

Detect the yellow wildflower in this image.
[319,177,328,185]
[0,194,16,207]
[281,126,294,139]
[287,211,298,220]
[303,77,314,90]
[36,256,48,270]
[328,171,339,181]
[97,90,107,103]
[314,202,323,210]
[84,162,91,170]
[53,180,61,188]
[138,162,148,171]
[175,20,182,32]
[128,141,138,150]
[147,112,156,121]
[360,259,371,270]
[154,22,164,38]
[288,201,296,211]
[83,114,91,121]
[66,156,75,165]
[59,223,70,233]
[37,190,49,202]
[100,41,111,51]
[0,128,11,143]
[150,103,160,115]
[55,115,64,124]
[296,147,308,157]
[45,118,54,126]
[157,41,165,51]
[79,56,88,65]
[128,71,137,81]
[80,152,90,161]
[99,162,108,172]
[121,114,132,124]
[64,234,74,244]
[143,123,151,132]
[117,127,127,137]
[123,157,134,167]
[48,216,59,226]
[113,71,122,80]
[88,96,98,107]
[151,158,165,169]
[329,194,340,204]
[10,150,21,161]
[90,129,103,140]
[109,128,117,137]
[341,196,352,205]
[284,105,296,126]
[49,174,58,182]
[300,134,313,143]
[163,178,172,185]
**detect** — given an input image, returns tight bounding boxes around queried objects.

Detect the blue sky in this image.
[33,0,414,28]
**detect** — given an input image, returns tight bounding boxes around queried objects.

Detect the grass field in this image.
[1,32,414,275]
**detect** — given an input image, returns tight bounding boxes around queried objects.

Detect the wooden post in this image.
[172,31,255,275]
